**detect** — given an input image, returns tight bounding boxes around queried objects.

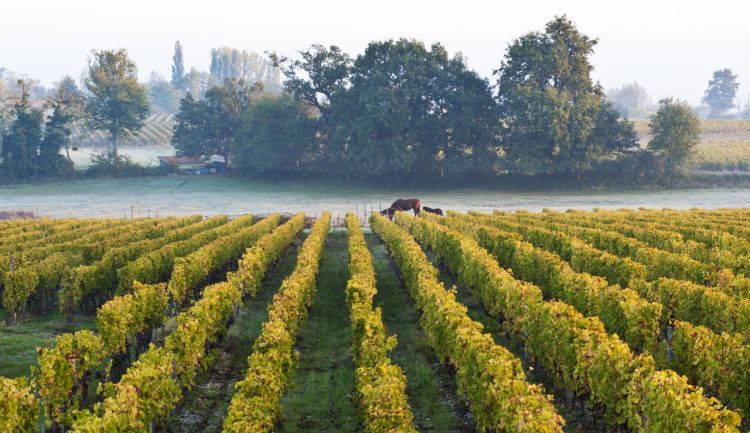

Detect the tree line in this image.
[607,69,746,120]
[0,16,704,184]
[172,16,700,182]
[0,44,280,181]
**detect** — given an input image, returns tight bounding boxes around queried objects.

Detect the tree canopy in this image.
[172,78,261,161]
[495,15,634,174]
[233,94,319,176]
[648,98,700,169]
[0,81,43,179]
[84,48,150,161]
[703,68,739,117]
[0,79,78,180]
[331,39,500,178]
[270,44,352,117]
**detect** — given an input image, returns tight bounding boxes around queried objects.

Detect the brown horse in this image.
[422,206,443,216]
[380,198,421,220]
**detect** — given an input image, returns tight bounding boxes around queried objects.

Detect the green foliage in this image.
[0,377,38,432]
[72,346,182,432]
[669,321,750,417]
[36,330,110,428]
[70,214,306,431]
[373,213,565,432]
[117,214,253,293]
[59,215,216,314]
[96,282,168,354]
[38,78,82,177]
[441,215,660,352]
[496,16,635,174]
[167,213,280,303]
[233,94,319,176]
[270,44,352,117]
[703,69,739,117]
[648,98,700,169]
[223,212,331,433]
[345,214,417,432]
[403,211,740,431]
[227,213,305,296]
[333,39,501,178]
[171,78,260,160]
[84,48,150,161]
[1,81,44,180]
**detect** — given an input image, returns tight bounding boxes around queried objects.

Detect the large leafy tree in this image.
[330,39,501,178]
[270,45,352,117]
[1,81,43,180]
[172,78,260,162]
[703,68,739,117]
[648,98,700,169]
[84,49,150,163]
[233,94,318,175]
[495,16,632,174]
[270,45,353,166]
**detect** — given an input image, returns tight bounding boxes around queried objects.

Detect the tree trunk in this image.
[111,129,119,165]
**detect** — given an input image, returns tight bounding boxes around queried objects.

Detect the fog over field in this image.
[1,0,748,105]
[1,177,749,218]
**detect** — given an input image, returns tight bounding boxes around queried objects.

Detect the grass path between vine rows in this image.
[423,249,610,433]
[162,233,306,433]
[0,309,96,377]
[367,232,476,433]
[277,230,359,433]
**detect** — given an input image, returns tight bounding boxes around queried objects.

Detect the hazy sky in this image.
[2,0,749,106]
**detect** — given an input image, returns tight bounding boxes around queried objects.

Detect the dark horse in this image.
[422,206,443,216]
[380,198,421,220]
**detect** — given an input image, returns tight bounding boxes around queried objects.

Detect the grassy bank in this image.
[0,310,97,377]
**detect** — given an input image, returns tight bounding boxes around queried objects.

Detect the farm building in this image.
[157,155,226,174]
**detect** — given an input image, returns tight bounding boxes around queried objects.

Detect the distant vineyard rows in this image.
[70,114,174,148]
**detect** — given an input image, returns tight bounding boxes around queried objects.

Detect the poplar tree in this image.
[171,41,186,90]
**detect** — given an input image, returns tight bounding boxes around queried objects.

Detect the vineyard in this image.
[69,114,175,148]
[634,119,750,172]
[2,208,750,432]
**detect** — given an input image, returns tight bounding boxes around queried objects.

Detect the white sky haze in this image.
[1,0,749,106]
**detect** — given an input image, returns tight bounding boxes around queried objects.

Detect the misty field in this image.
[2,176,750,218]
